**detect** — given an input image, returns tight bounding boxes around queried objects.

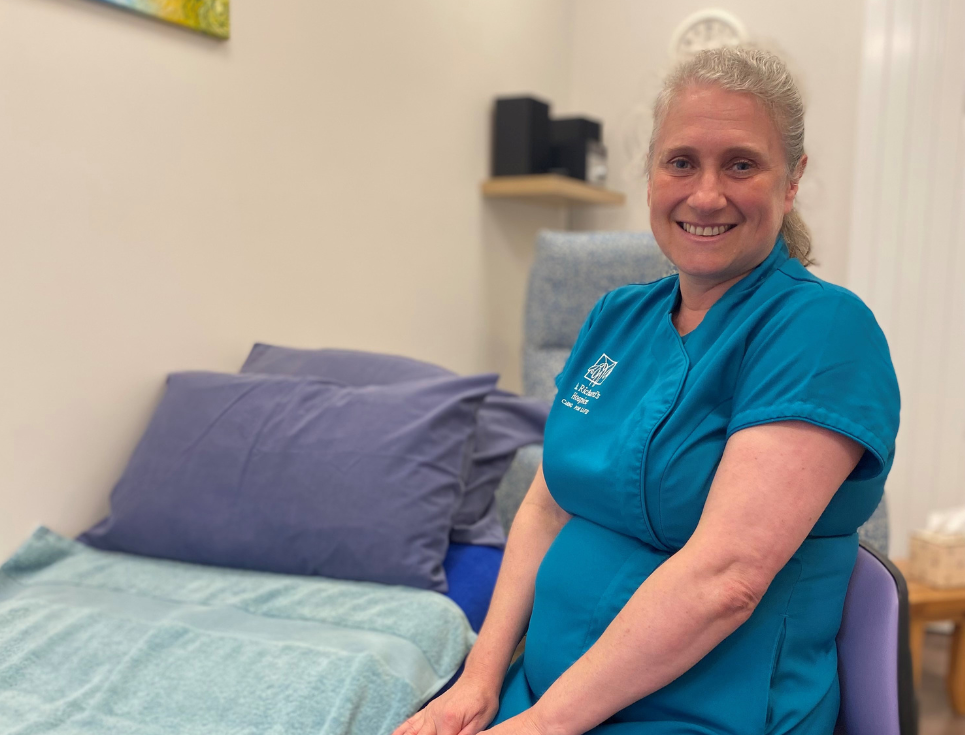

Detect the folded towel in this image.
[0,528,475,734]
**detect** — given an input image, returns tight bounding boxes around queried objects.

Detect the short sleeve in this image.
[553,293,610,391]
[727,291,900,480]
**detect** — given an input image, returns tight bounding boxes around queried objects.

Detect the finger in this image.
[466,710,502,735]
[391,712,422,735]
[455,708,498,735]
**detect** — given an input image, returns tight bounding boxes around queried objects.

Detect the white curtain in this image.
[849,0,965,557]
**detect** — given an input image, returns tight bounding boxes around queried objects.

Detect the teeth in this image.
[682,223,731,236]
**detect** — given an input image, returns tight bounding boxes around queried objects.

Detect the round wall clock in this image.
[669,9,748,59]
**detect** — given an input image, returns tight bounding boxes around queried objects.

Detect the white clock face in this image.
[671,10,747,59]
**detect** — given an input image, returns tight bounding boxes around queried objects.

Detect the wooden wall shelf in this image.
[481,174,626,206]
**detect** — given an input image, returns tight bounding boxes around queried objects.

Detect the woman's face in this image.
[647,85,804,289]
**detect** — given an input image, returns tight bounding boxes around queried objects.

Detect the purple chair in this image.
[835,543,918,735]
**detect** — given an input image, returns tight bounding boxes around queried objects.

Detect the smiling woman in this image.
[645,53,810,336]
[395,48,900,735]
[648,48,812,262]
[650,88,792,291]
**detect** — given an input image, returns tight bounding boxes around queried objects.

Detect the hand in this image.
[483,708,556,735]
[391,675,500,735]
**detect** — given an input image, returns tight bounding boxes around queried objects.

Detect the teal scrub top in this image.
[493,238,900,735]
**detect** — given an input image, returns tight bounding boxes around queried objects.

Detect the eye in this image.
[731,159,754,173]
[668,158,692,171]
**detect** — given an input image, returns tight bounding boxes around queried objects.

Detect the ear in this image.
[647,176,652,208]
[784,154,807,214]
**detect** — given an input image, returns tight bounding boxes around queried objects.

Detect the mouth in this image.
[677,221,737,238]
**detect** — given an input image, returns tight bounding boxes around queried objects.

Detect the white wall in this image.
[0,0,876,559]
[564,0,866,286]
[0,0,572,555]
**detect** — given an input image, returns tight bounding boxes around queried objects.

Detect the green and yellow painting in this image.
[94,0,229,39]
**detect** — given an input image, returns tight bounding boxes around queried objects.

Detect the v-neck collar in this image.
[666,235,790,354]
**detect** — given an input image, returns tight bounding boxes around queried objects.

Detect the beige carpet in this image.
[919,631,965,735]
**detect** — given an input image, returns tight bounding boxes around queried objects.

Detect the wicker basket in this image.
[909,531,965,589]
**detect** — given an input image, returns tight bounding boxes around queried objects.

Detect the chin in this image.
[666,248,734,281]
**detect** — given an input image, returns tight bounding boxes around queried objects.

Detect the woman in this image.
[394,47,900,735]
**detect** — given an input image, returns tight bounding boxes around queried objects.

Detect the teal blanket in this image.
[0,528,475,734]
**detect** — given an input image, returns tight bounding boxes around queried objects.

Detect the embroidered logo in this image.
[584,353,618,386]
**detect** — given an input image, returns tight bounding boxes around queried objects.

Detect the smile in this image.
[677,222,736,237]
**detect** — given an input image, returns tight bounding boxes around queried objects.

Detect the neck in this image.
[673,270,748,336]
[673,237,783,335]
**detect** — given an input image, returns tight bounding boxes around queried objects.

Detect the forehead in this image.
[656,85,782,155]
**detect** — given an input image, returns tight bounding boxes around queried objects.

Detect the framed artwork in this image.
[93,0,229,39]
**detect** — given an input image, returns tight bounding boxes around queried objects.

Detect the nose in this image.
[688,169,726,213]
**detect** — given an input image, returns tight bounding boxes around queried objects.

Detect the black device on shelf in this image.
[551,117,601,145]
[492,96,551,177]
[550,116,606,184]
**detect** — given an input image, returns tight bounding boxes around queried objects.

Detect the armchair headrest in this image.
[522,230,674,401]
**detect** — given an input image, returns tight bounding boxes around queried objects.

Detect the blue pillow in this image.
[79,371,497,591]
[443,543,504,632]
[240,345,550,547]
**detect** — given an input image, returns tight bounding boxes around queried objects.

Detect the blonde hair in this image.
[647,47,813,266]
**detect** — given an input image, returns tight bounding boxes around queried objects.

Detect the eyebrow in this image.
[662,145,767,160]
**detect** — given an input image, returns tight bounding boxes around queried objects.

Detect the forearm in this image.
[462,487,569,692]
[530,543,761,735]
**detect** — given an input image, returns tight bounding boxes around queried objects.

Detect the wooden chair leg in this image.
[947,621,965,716]
[909,617,927,688]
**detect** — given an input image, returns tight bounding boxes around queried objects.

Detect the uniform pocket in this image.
[764,615,788,732]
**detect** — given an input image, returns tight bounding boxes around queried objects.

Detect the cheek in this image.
[733,183,786,223]
[648,178,681,216]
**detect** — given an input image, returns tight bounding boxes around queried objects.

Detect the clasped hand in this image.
[391,676,551,735]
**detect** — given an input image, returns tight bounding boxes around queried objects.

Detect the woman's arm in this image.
[490,421,865,735]
[393,464,571,735]
[462,463,572,691]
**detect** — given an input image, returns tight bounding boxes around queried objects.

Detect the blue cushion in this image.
[79,371,496,591]
[240,345,549,548]
[442,543,504,632]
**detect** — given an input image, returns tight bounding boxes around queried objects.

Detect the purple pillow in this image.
[79,371,497,591]
[240,345,550,547]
